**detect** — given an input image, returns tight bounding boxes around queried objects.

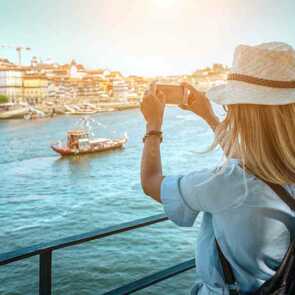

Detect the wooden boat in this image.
[51,130,127,156]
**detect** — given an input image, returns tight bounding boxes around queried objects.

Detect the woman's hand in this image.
[179,82,220,130]
[140,82,166,131]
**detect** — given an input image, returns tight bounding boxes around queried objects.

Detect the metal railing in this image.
[0,213,195,295]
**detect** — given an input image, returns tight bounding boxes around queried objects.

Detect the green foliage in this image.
[0,95,9,104]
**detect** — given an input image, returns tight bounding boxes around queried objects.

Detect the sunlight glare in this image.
[152,0,179,9]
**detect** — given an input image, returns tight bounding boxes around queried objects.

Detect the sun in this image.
[152,0,179,9]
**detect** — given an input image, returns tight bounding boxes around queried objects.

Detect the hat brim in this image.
[206,80,295,105]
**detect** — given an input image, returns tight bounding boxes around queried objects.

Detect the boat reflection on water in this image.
[52,146,126,177]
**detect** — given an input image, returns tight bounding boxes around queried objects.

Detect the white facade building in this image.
[112,79,129,102]
[48,81,77,103]
[0,69,24,102]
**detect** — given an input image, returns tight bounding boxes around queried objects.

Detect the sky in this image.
[0,0,294,76]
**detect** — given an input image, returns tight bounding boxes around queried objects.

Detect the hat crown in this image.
[232,42,295,81]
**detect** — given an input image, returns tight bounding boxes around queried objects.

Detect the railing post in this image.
[39,251,52,295]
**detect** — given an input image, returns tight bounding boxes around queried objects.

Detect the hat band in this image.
[228,73,295,89]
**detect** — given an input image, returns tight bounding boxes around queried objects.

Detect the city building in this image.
[0,54,230,107]
[0,58,15,69]
[23,74,49,104]
[69,59,85,79]
[48,78,77,104]
[111,79,129,102]
[0,68,25,103]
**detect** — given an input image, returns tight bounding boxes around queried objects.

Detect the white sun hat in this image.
[207,42,295,105]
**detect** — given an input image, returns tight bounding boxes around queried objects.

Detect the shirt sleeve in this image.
[161,160,248,226]
[161,175,199,227]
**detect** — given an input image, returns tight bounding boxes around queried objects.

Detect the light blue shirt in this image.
[160,159,295,295]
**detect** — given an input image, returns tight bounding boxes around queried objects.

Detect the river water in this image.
[0,107,222,295]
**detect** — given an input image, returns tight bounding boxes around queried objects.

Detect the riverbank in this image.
[0,101,140,120]
[39,101,140,115]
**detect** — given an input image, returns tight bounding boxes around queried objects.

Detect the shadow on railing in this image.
[0,213,195,295]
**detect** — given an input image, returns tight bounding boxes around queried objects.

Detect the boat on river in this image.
[24,107,46,120]
[51,129,127,156]
[64,104,98,115]
[0,103,30,119]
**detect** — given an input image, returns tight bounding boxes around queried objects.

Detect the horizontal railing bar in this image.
[103,258,196,295]
[0,214,168,266]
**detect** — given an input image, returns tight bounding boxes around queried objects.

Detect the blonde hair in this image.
[214,103,295,185]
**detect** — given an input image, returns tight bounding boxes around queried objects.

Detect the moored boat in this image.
[0,103,30,119]
[51,129,127,156]
[64,104,98,115]
[24,108,46,120]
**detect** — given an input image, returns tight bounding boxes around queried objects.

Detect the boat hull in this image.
[51,138,127,156]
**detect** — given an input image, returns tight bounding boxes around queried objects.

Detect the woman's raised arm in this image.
[140,83,166,202]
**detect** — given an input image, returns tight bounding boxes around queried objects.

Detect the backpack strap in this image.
[215,239,240,295]
[242,164,295,210]
[215,177,295,295]
[263,181,295,211]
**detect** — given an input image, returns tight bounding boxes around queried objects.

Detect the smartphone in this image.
[156,84,185,105]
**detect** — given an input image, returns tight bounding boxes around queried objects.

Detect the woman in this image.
[140,42,295,294]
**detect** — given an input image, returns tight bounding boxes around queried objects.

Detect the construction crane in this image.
[0,44,31,65]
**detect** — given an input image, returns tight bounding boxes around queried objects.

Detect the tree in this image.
[0,94,9,104]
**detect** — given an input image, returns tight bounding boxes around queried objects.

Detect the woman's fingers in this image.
[181,82,199,106]
[181,82,195,92]
[142,93,153,105]
[140,101,144,112]
[157,90,166,104]
[146,81,165,105]
[183,87,190,105]
[178,104,191,111]
[143,93,161,109]
[147,81,157,97]
[152,81,158,97]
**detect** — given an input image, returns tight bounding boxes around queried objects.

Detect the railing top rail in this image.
[104,258,196,295]
[0,213,168,266]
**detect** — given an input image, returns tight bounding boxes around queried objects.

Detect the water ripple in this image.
[0,108,220,294]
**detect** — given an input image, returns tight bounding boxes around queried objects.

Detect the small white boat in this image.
[24,109,46,120]
[64,104,98,115]
[0,103,30,119]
